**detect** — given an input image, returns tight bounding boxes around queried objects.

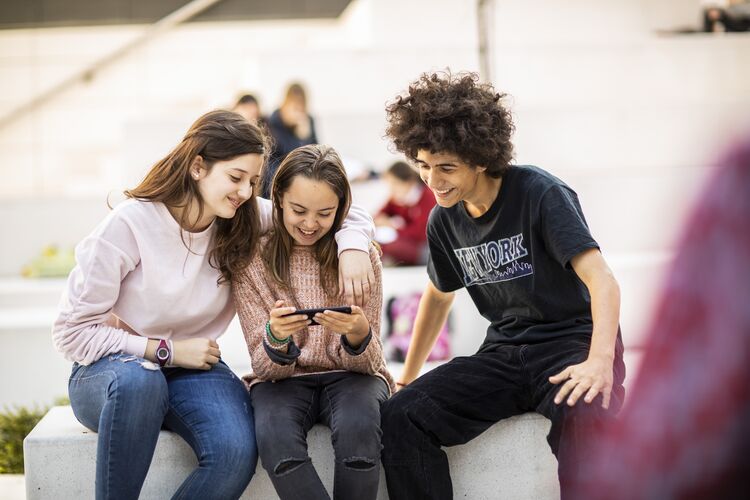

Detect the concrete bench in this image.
[24,406,559,499]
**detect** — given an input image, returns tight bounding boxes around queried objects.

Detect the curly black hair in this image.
[385,71,515,178]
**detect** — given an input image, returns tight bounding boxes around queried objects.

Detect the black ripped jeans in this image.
[250,371,389,500]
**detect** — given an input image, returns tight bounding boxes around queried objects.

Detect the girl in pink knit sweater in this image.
[233,144,394,500]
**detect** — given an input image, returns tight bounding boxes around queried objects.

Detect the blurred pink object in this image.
[385,292,451,362]
[577,137,750,499]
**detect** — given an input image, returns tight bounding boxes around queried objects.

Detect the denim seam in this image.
[103,369,120,500]
[322,384,335,441]
[70,370,118,384]
[301,382,317,431]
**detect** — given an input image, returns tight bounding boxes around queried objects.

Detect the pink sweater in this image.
[232,237,395,394]
[53,198,374,365]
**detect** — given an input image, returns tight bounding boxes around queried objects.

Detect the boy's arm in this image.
[549,248,620,409]
[397,281,455,389]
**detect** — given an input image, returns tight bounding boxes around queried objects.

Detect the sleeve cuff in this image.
[341,329,372,356]
[335,231,370,255]
[123,334,148,358]
[561,242,600,269]
[263,338,301,365]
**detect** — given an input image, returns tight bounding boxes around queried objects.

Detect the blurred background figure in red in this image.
[374,161,436,266]
[577,135,750,500]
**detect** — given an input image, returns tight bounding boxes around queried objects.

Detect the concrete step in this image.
[0,278,65,309]
[24,406,559,500]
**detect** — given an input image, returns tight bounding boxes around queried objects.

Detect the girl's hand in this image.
[269,300,310,340]
[338,250,375,307]
[314,305,370,346]
[172,338,221,370]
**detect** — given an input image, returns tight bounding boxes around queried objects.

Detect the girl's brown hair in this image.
[263,144,351,298]
[125,109,269,283]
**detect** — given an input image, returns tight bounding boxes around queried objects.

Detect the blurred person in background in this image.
[53,110,375,500]
[702,0,750,32]
[232,93,265,127]
[374,160,436,266]
[575,135,750,500]
[263,82,318,197]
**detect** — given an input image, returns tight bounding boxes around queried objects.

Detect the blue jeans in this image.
[68,354,257,500]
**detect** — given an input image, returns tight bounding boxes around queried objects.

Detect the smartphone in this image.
[282,306,352,326]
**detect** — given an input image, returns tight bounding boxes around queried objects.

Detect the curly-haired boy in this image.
[380,71,626,500]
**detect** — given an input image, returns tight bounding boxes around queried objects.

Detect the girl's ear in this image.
[190,156,206,180]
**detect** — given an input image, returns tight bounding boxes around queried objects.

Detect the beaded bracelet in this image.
[266,321,290,346]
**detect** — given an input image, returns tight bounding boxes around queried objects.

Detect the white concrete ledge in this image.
[24,406,559,500]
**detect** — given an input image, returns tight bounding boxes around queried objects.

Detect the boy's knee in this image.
[381,395,411,431]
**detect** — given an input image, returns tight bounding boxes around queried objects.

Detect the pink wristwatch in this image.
[156,339,171,367]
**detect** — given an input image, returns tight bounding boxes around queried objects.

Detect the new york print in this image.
[453,233,534,287]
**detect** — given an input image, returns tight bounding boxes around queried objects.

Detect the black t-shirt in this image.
[427,165,603,350]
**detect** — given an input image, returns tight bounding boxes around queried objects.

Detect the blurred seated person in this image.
[232,93,265,127]
[702,0,750,32]
[262,82,318,197]
[374,161,436,266]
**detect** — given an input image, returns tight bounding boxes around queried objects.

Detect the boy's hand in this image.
[549,355,614,409]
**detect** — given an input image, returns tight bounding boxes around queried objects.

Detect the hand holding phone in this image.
[282,306,352,326]
[269,301,311,340]
[310,305,370,344]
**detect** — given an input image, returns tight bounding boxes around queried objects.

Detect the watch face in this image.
[156,347,169,361]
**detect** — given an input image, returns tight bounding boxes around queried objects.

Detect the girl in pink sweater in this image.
[54,111,375,500]
[233,144,394,500]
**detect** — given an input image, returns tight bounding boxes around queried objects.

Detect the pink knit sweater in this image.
[232,236,395,394]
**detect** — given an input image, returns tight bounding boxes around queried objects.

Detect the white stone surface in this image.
[0,254,653,409]
[24,406,559,500]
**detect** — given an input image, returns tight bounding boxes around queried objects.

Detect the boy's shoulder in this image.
[507,165,568,192]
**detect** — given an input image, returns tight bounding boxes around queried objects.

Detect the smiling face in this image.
[414,150,486,208]
[193,153,263,226]
[280,176,339,246]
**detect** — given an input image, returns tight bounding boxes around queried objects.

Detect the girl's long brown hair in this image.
[263,144,351,298]
[124,110,269,283]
